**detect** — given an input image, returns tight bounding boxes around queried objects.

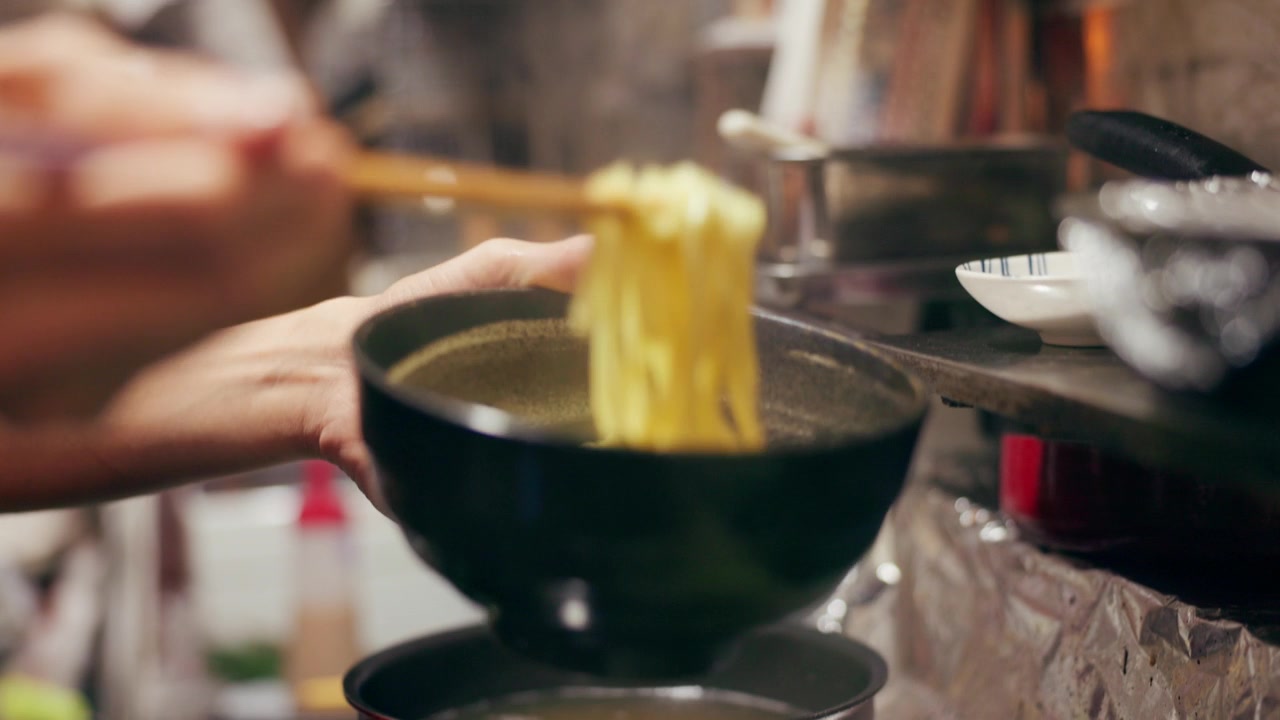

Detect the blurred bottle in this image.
[284,462,360,715]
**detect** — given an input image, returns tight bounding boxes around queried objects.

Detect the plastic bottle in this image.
[284,462,360,714]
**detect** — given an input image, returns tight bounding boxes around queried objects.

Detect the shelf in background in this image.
[866,326,1280,485]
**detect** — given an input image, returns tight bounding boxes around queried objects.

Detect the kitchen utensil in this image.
[353,288,927,677]
[1065,110,1269,181]
[1060,109,1280,395]
[820,140,1066,264]
[717,110,832,300]
[718,109,828,158]
[954,251,1102,346]
[344,623,887,720]
[717,110,1067,308]
[346,151,624,217]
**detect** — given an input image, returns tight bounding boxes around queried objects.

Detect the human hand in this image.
[0,14,355,421]
[76,236,592,513]
[313,235,594,506]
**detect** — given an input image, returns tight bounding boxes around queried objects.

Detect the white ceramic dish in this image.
[955,251,1103,347]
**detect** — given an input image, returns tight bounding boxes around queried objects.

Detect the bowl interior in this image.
[362,289,926,453]
[345,624,887,720]
[378,308,921,448]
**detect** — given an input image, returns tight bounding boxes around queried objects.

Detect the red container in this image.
[999,433,1280,583]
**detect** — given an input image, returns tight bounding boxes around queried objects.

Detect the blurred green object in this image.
[206,643,283,683]
[0,675,91,720]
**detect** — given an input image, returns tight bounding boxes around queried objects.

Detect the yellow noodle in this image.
[568,162,767,452]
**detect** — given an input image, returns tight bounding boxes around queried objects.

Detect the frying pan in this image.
[344,623,888,720]
[353,288,928,678]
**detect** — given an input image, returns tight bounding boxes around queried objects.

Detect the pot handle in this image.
[1066,109,1270,180]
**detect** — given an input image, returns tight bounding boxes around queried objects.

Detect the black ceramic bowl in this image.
[345,624,888,720]
[354,288,926,677]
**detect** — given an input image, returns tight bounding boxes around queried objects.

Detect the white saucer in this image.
[955,252,1103,347]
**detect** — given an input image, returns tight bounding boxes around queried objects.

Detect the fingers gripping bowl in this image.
[353,288,928,677]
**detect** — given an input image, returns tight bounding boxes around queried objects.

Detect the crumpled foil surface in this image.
[832,478,1280,720]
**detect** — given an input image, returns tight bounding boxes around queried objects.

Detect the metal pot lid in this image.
[1096,172,1280,243]
[1059,190,1280,393]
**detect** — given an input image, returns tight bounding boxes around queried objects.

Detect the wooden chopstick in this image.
[347,151,626,217]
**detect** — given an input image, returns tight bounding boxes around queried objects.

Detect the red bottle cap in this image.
[298,461,347,528]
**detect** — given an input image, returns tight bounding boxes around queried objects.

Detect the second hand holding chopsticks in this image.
[2,124,626,218]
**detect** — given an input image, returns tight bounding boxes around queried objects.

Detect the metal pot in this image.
[719,112,1067,309]
[345,624,888,720]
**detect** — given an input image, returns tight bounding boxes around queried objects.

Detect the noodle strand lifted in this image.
[568,162,767,452]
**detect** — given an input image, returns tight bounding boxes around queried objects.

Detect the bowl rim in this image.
[954,250,1082,282]
[343,623,890,720]
[352,287,930,461]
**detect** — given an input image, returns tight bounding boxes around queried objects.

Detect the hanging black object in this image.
[1066,109,1269,180]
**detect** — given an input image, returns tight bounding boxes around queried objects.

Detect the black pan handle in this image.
[1066,109,1270,180]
